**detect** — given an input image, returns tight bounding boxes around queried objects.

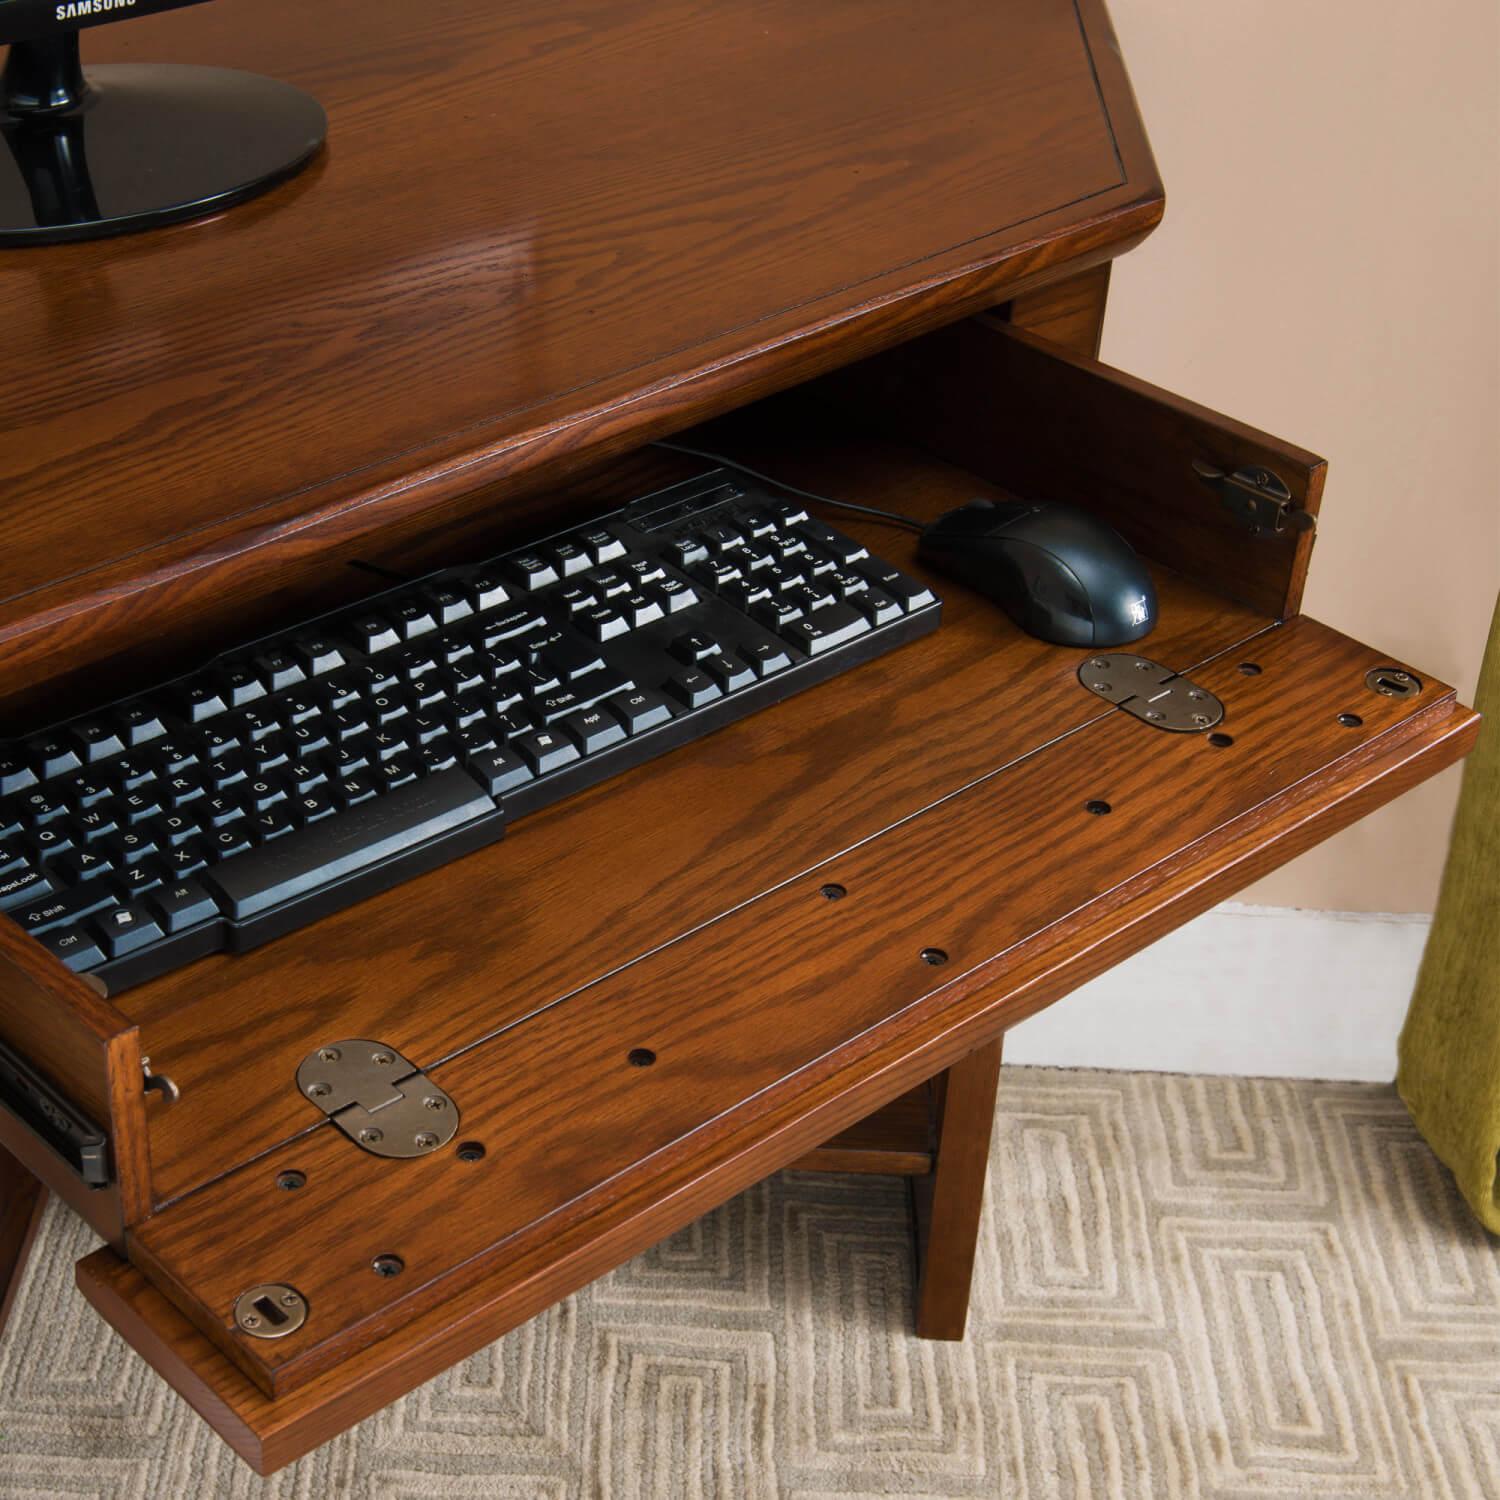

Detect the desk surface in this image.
[0,0,1159,703]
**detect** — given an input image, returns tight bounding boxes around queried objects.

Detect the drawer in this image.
[7,320,1477,1474]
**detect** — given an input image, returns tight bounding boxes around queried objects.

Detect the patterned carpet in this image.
[2,1067,1498,1499]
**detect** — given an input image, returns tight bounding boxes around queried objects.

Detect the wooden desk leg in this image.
[911,1036,1003,1341]
[0,1142,48,1338]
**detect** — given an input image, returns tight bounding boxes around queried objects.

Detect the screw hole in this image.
[372,1254,404,1278]
[456,1141,486,1162]
[1207,732,1234,748]
[819,883,846,901]
[1238,662,1262,676]
[920,947,948,966]
[1085,799,1112,816]
[1338,713,1363,728]
[276,1170,306,1191]
[628,1048,656,1068]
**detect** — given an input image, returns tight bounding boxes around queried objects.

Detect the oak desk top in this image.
[0,0,1159,708]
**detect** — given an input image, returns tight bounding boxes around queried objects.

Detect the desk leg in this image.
[0,1142,48,1338]
[911,1036,1003,1341]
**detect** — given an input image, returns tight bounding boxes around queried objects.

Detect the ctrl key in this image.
[91,901,164,958]
[38,926,106,973]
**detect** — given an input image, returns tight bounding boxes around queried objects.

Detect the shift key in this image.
[201,769,498,920]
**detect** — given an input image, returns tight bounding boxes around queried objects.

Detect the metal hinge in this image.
[296,1040,459,1159]
[1193,459,1316,538]
[1079,654,1225,732]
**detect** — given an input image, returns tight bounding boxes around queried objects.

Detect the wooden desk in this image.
[0,0,1477,1474]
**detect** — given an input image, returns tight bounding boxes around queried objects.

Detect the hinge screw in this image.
[317,1048,341,1063]
[307,1082,331,1099]
[423,1096,447,1111]
[414,1131,440,1150]
[359,1127,384,1145]
[241,1314,261,1329]
[280,1292,299,1308]
[371,1052,395,1066]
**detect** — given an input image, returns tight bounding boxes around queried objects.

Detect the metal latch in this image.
[297,1040,459,1159]
[1192,459,1315,537]
[1080,654,1225,732]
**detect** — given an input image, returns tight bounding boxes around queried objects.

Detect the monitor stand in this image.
[0,32,325,245]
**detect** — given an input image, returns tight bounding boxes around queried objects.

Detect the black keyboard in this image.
[0,469,940,992]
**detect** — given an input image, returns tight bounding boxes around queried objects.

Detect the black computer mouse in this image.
[918,498,1156,647]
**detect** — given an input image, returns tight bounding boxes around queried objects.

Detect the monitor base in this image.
[0,36,326,246]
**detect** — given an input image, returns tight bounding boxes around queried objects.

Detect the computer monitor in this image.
[0,0,325,244]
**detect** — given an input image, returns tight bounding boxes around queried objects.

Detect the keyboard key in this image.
[351,616,400,653]
[785,602,872,655]
[219,664,269,708]
[38,926,105,972]
[69,720,125,764]
[150,878,220,933]
[29,825,73,858]
[505,553,559,591]
[465,746,533,796]
[201,768,495,920]
[336,775,379,808]
[578,606,629,642]
[117,862,167,899]
[209,826,254,858]
[254,650,307,692]
[514,728,581,775]
[739,641,793,677]
[0,866,52,911]
[116,705,167,747]
[856,562,937,611]
[392,599,438,639]
[580,527,627,563]
[560,706,627,755]
[703,653,755,692]
[0,755,37,797]
[29,737,81,780]
[666,670,722,710]
[795,520,868,562]
[423,584,474,625]
[295,637,346,675]
[178,680,228,723]
[670,631,720,664]
[623,592,665,628]
[850,588,903,625]
[12,884,112,933]
[247,809,296,843]
[550,540,591,577]
[92,900,164,958]
[292,792,338,825]
[105,828,157,864]
[57,847,111,884]
[0,838,26,873]
[608,688,676,734]
[466,572,510,612]
[166,840,212,875]
[375,756,420,791]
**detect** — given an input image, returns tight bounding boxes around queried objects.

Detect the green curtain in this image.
[1397,593,1500,1233]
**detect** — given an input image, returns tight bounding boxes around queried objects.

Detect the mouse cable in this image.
[649,441,926,533]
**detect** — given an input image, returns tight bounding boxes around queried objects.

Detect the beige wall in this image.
[1102,0,1499,913]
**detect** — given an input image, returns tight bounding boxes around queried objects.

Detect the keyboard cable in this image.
[650,441,926,534]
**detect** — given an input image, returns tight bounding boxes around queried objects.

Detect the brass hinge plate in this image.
[296,1040,459,1158]
[1079,654,1226,732]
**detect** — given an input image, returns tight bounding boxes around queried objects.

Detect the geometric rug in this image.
[2,1067,1498,1499]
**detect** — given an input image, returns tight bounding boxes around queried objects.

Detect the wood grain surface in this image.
[124,613,1470,1398]
[790,1082,936,1177]
[80,681,1476,1468]
[0,0,1162,713]
[0,920,150,1234]
[0,1144,48,1335]
[113,428,1271,1210]
[913,1036,1004,1340]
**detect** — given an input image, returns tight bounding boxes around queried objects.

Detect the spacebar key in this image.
[202,770,498,920]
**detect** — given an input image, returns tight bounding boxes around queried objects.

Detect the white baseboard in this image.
[1004,903,1432,1082]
